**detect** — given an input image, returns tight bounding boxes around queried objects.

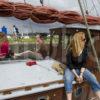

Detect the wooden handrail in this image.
[0,80,64,94]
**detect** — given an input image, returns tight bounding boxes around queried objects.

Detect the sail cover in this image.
[0,1,100,24]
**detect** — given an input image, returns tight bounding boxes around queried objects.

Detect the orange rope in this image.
[0,1,100,24]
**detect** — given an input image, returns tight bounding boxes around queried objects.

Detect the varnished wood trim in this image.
[0,80,64,94]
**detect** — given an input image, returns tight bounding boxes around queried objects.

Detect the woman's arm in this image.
[80,67,85,76]
[66,51,74,70]
[81,47,89,68]
[79,47,88,83]
[14,50,33,58]
[78,67,85,83]
[72,69,79,78]
[67,51,80,81]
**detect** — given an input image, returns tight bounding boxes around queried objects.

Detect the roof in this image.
[50,23,100,32]
[65,23,100,31]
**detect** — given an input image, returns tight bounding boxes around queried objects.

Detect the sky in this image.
[0,0,100,34]
[8,0,80,11]
[8,0,100,15]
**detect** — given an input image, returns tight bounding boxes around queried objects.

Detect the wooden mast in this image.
[77,0,100,71]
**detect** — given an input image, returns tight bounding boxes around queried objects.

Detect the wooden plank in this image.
[25,87,32,91]
[0,80,64,94]
[3,91,11,95]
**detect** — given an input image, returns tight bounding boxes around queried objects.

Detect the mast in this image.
[78,0,100,71]
[40,0,44,6]
[24,0,26,4]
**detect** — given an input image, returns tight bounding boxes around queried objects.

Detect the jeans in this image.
[64,68,100,92]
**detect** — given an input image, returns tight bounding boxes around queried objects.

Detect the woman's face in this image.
[81,33,86,47]
[36,35,43,45]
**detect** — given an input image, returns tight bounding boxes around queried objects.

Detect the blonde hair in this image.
[70,32,86,57]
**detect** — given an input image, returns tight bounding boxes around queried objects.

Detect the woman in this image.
[14,35,48,60]
[64,32,100,100]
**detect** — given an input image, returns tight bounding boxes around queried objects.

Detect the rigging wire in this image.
[97,0,100,7]
[89,5,96,14]
[84,0,88,9]
[83,0,100,16]
[84,0,89,15]
[91,0,99,16]
[78,0,100,72]
[82,0,89,15]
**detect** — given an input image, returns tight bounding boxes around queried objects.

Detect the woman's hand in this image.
[76,76,80,83]
[76,75,83,83]
[77,67,85,83]
[72,69,80,83]
[76,72,84,84]
[75,72,84,84]
[72,69,84,83]
[79,74,83,83]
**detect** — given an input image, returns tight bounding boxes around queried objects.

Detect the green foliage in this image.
[8,37,36,43]
[8,36,50,44]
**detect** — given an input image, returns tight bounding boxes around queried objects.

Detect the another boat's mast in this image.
[78,0,100,71]
[40,0,44,6]
[24,0,26,4]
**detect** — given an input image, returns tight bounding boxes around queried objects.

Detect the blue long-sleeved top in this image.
[66,47,88,70]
